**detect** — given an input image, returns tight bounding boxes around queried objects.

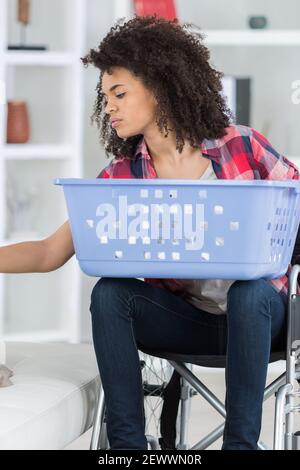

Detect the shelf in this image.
[199,30,300,46]
[4,144,73,159]
[5,51,76,66]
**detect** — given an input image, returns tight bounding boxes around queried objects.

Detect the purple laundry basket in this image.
[55,178,300,280]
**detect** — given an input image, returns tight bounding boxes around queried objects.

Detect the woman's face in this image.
[101,66,158,139]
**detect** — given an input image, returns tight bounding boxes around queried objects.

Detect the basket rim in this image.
[54,178,300,190]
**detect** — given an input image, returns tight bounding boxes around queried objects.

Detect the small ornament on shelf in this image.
[248,16,268,29]
[7,0,47,51]
[6,100,30,144]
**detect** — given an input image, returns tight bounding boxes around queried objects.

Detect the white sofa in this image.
[0,341,100,450]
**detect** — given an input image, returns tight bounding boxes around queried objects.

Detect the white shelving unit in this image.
[4,143,72,159]
[5,51,75,66]
[0,0,86,343]
[202,29,300,46]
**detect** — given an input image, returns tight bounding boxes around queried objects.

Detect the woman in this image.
[81,15,299,450]
[0,15,298,450]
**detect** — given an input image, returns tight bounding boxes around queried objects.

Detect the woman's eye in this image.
[103,93,125,106]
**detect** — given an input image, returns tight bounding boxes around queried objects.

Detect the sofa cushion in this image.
[0,342,100,449]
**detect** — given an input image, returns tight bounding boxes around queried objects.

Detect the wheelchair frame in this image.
[90,265,300,450]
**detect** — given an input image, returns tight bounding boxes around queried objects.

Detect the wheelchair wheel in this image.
[97,354,174,449]
[139,352,174,446]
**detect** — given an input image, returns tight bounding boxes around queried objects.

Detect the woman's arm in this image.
[42,220,75,272]
[0,220,75,273]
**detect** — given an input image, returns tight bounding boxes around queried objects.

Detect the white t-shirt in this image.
[181,160,236,315]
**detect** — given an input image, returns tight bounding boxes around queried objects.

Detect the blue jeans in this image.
[89,277,287,450]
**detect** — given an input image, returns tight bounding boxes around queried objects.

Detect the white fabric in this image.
[182,160,236,314]
[0,341,100,449]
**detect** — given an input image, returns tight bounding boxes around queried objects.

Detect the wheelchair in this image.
[89,264,300,450]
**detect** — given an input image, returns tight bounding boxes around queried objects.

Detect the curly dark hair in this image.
[81,14,232,160]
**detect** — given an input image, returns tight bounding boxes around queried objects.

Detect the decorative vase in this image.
[6,101,30,144]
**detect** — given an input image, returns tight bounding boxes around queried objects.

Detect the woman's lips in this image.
[111,120,122,128]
